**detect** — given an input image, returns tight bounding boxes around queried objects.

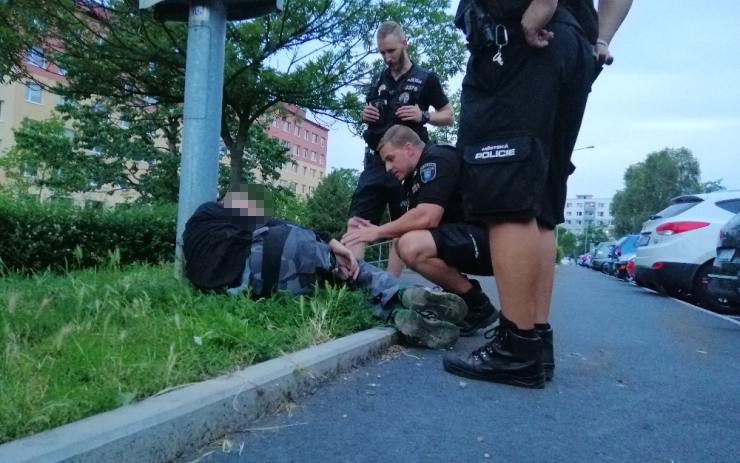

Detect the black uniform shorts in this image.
[348,150,404,225]
[430,223,493,276]
[456,8,596,229]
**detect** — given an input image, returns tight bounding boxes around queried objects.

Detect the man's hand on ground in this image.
[328,239,360,280]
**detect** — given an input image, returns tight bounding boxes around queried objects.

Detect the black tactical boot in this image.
[535,324,554,381]
[458,279,500,337]
[443,318,545,389]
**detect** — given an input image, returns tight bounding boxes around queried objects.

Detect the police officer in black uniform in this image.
[443,0,632,389]
[343,125,499,336]
[347,20,453,276]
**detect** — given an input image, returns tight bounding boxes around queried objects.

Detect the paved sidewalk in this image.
[181,265,740,462]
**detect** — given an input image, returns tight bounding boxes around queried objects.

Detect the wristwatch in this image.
[421,110,430,125]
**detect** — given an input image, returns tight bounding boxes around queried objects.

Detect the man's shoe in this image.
[443,323,545,389]
[536,326,554,381]
[458,280,500,337]
[399,287,467,324]
[393,308,459,349]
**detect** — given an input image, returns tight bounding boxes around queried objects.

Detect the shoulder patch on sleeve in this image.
[420,162,437,183]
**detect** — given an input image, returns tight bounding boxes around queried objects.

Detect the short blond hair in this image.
[377,125,424,153]
[376,21,405,41]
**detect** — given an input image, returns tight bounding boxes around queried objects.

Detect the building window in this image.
[294,125,300,136]
[56,94,67,107]
[27,47,47,68]
[293,145,299,156]
[598,211,604,217]
[320,137,325,147]
[282,120,290,132]
[272,118,279,127]
[566,202,572,207]
[320,155,325,165]
[311,151,317,161]
[566,220,571,224]
[25,83,43,104]
[309,186,314,195]
[302,184,306,193]
[303,148,308,158]
[319,171,324,178]
[566,211,571,216]
[292,164,298,173]
[0,99,4,120]
[312,133,318,144]
[311,168,316,178]
[119,119,130,129]
[304,129,309,140]
[303,166,307,176]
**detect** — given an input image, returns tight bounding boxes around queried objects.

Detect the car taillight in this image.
[655,221,710,235]
[652,262,665,269]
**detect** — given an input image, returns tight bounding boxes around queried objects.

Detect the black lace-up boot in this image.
[535,323,554,381]
[443,316,545,389]
[458,279,500,337]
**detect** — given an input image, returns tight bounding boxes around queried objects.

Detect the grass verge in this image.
[0,263,379,444]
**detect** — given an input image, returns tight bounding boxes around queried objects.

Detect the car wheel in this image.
[692,262,717,308]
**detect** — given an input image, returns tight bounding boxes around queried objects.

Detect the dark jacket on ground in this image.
[183,202,286,290]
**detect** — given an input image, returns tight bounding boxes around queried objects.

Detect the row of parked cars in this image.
[577,190,740,313]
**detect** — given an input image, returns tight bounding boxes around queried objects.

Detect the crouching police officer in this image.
[443,0,632,388]
[343,125,500,336]
[347,20,453,276]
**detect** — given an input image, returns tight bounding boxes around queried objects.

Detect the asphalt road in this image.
[179,265,740,463]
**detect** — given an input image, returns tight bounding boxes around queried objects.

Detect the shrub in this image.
[0,196,176,273]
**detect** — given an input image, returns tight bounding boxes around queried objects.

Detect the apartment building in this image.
[1,46,330,204]
[561,194,614,235]
[266,105,328,198]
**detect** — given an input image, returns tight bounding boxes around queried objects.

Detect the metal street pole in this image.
[173,1,226,276]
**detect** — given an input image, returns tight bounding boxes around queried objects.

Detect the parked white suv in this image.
[634,190,740,303]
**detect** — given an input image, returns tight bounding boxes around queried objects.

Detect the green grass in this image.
[0,263,379,444]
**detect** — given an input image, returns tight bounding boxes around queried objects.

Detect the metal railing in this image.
[364,239,392,270]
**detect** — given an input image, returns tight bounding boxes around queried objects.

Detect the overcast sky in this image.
[322,0,740,199]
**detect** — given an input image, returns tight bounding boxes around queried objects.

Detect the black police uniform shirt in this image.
[363,63,449,151]
[183,202,287,290]
[403,143,465,224]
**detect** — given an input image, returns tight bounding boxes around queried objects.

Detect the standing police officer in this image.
[443,0,632,388]
[347,21,454,276]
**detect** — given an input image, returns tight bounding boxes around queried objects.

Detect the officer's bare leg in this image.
[396,230,472,294]
[386,241,405,277]
[488,219,539,329]
[534,226,556,324]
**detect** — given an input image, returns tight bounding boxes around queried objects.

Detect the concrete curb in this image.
[0,327,398,463]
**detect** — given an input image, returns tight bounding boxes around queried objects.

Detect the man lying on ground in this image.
[182,185,468,349]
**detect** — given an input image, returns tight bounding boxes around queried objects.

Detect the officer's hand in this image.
[521,0,556,48]
[396,104,422,123]
[341,225,380,248]
[362,104,380,123]
[594,41,614,65]
[328,239,360,280]
[347,216,373,230]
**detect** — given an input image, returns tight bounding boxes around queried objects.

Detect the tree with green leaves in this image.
[0,117,100,199]
[0,0,465,192]
[576,224,609,254]
[556,226,578,258]
[304,168,358,237]
[610,147,723,235]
